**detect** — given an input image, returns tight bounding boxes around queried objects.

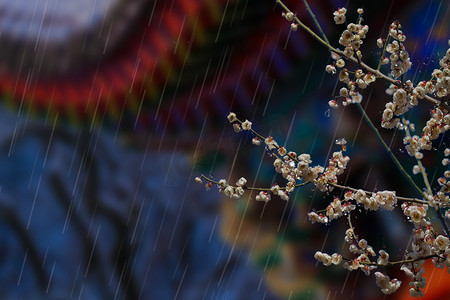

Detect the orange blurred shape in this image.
[396,260,450,299]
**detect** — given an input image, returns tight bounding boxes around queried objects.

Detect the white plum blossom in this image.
[227,112,237,123]
[314,251,332,266]
[242,120,252,130]
[375,272,401,294]
[333,8,347,24]
[252,137,261,145]
[331,253,342,265]
[326,64,336,74]
[223,185,234,197]
[255,191,270,202]
[434,235,450,251]
[236,177,247,187]
[377,250,389,265]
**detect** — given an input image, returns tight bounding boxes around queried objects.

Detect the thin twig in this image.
[330,182,428,204]
[301,0,330,45]
[355,102,425,198]
[376,35,390,71]
[200,174,310,192]
[233,117,298,163]
[402,125,449,235]
[345,254,444,267]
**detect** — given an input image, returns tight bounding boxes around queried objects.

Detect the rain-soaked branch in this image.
[275,0,448,112]
[280,0,450,237]
[200,118,428,206]
[330,182,428,204]
[342,254,443,267]
[199,174,310,192]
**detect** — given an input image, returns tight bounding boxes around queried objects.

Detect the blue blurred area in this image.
[0,108,280,299]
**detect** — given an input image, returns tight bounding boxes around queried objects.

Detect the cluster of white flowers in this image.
[307,188,398,227]
[325,12,381,109]
[342,229,378,275]
[381,21,412,77]
[350,189,396,211]
[314,150,350,191]
[333,8,346,25]
[413,45,449,99]
[308,194,356,224]
[379,39,450,173]
[325,197,356,220]
[412,226,436,257]
[296,5,450,297]
[402,108,449,159]
[269,184,289,201]
[399,226,450,297]
[402,203,428,226]
[419,108,449,150]
[337,21,369,58]
[403,135,424,159]
[372,190,398,210]
[224,112,352,203]
[400,260,426,297]
[381,84,418,129]
[327,77,368,108]
[221,178,246,199]
[431,191,450,210]
[255,191,271,202]
[273,141,350,202]
[307,211,328,224]
[314,251,342,266]
[429,69,450,98]
[374,272,402,294]
[194,176,249,199]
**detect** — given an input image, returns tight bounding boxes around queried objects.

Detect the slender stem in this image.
[330,182,428,204]
[346,213,372,262]
[403,125,449,235]
[301,0,330,45]
[403,126,433,194]
[355,102,425,198]
[275,0,335,52]
[376,35,390,71]
[342,254,443,267]
[417,159,432,192]
[234,117,299,163]
[200,174,310,192]
[347,213,357,240]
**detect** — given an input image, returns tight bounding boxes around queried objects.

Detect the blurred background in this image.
[0,0,447,299]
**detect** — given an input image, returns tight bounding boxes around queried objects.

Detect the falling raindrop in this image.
[324,109,331,118]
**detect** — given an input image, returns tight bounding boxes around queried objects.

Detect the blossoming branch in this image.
[196,0,450,297]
